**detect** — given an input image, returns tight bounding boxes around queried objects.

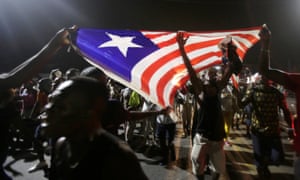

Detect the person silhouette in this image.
[44,77,149,180]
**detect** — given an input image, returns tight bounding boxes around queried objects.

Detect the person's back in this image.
[54,130,148,180]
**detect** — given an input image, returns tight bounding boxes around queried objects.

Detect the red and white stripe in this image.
[131,27,261,107]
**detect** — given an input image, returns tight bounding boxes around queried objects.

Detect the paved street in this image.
[4,124,295,180]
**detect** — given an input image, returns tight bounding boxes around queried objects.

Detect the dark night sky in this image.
[0,0,299,73]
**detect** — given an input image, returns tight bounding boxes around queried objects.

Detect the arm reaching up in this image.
[176,31,203,104]
[0,25,77,89]
[176,31,239,104]
[259,24,286,85]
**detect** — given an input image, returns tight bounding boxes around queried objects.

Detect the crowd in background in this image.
[0,26,298,180]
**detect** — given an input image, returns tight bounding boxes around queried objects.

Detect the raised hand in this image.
[176,31,188,48]
[48,25,78,49]
[259,24,271,42]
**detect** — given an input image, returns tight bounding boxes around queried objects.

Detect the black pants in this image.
[156,123,176,163]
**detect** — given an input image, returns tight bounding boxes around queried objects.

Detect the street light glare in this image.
[0,0,90,50]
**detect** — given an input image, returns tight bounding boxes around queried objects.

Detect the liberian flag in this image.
[72,26,261,107]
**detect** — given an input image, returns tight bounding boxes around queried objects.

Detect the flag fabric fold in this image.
[72,27,261,107]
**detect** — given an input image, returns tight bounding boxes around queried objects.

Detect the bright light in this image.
[0,0,89,45]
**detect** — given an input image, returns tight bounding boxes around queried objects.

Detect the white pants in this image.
[191,133,229,180]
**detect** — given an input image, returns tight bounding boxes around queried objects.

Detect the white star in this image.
[98,32,142,57]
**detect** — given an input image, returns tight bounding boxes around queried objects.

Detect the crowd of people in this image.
[0,25,299,180]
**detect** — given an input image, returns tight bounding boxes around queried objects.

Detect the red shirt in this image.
[284,73,300,153]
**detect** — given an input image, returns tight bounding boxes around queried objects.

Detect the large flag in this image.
[72,27,261,107]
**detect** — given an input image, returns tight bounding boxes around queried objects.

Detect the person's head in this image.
[184,80,194,93]
[207,67,218,81]
[45,77,109,138]
[22,80,36,90]
[49,69,63,81]
[65,68,80,80]
[38,78,52,94]
[80,66,107,84]
[51,77,65,92]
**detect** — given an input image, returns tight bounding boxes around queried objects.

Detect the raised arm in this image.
[0,26,77,90]
[176,31,203,104]
[259,24,286,85]
[217,62,234,90]
[216,38,240,90]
